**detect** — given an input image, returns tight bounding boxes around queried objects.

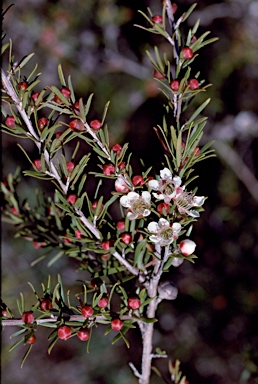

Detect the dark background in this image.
[1,0,258,383]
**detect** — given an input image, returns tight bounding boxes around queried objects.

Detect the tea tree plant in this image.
[1,2,217,383]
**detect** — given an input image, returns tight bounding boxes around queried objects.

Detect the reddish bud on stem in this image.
[111,319,123,331]
[57,325,72,340]
[90,119,102,131]
[22,311,34,324]
[77,328,90,341]
[81,305,94,318]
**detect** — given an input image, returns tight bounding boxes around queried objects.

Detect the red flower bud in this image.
[111,318,123,331]
[61,87,71,99]
[182,47,193,60]
[103,164,115,176]
[33,159,42,170]
[26,334,36,345]
[101,240,111,251]
[5,116,16,129]
[188,79,199,90]
[77,328,90,341]
[81,305,94,318]
[18,81,28,91]
[115,177,130,193]
[69,119,84,132]
[31,92,40,102]
[111,143,122,155]
[72,101,80,115]
[153,70,165,80]
[90,119,102,131]
[157,202,170,214]
[128,297,141,310]
[75,229,82,239]
[67,194,77,204]
[92,201,104,211]
[132,175,145,186]
[170,80,180,92]
[57,325,72,340]
[98,296,109,308]
[38,117,49,130]
[116,221,125,231]
[33,241,42,249]
[121,233,132,244]
[152,15,163,24]
[40,298,53,311]
[11,207,19,215]
[22,311,34,324]
[66,161,75,172]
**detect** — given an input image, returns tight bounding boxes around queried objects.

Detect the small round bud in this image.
[22,311,34,324]
[98,296,109,308]
[103,164,115,176]
[72,101,80,115]
[92,200,104,211]
[81,305,94,318]
[26,334,36,345]
[153,70,165,80]
[116,221,125,231]
[61,87,71,99]
[115,177,130,193]
[57,325,72,340]
[90,119,102,131]
[69,119,84,132]
[188,79,199,90]
[158,281,178,300]
[128,297,141,310]
[182,47,193,60]
[132,175,144,186]
[31,92,40,102]
[18,81,28,91]
[5,116,16,129]
[66,161,75,172]
[170,80,180,92]
[77,328,90,341]
[121,233,133,244]
[111,143,122,155]
[157,202,170,214]
[101,240,111,251]
[40,298,53,311]
[67,194,77,204]
[179,239,196,256]
[75,229,82,239]
[38,117,49,130]
[33,159,42,170]
[111,318,123,331]
[152,15,163,24]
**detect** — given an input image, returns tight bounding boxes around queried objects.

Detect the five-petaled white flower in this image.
[147,218,181,246]
[173,191,205,218]
[148,167,182,204]
[120,191,151,220]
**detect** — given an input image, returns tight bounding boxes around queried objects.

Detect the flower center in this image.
[159,227,173,240]
[131,198,149,215]
[175,192,194,210]
[162,182,174,196]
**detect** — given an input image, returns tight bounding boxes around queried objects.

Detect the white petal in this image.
[160,167,172,179]
[148,180,159,190]
[120,196,129,207]
[172,257,184,267]
[127,212,138,220]
[158,218,170,228]
[172,222,181,233]
[148,221,159,233]
[193,196,205,206]
[149,235,160,243]
[188,209,200,218]
[141,191,151,202]
[127,191,139,202]
[173,176,181,186]
[153,192,164,200]
[143,209,151,217]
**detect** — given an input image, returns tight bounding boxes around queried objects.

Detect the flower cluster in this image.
[119,168,204,251]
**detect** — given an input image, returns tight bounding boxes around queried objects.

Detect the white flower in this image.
[148,167,182,204]
[174,191,205,218]
[120,191,151,220]
[179,239,196,256]
[147,218,181,246]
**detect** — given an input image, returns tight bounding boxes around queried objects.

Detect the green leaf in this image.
[47,251,64,267]
[48,335,59,354]
[9,337,24,352]
[57,64,66,87]
[182,3,197,22]
[16,53,35,70]
[187,98,210,125]
[21,345,33,368]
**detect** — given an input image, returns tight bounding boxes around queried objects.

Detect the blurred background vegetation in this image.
[1,0,258,383]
